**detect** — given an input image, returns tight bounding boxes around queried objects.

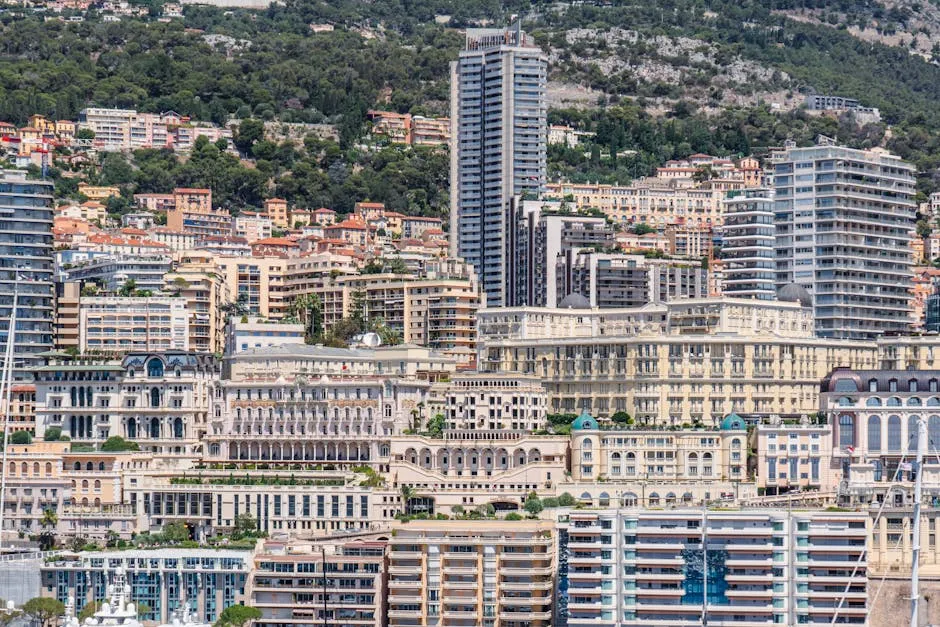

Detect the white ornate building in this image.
[33,352,218,455]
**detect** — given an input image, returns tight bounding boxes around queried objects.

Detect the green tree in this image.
[631,223,655,235]
[39,508,58,551]
[22,598,65,627]
[425,413,445,438]
[101,436,140,452]
[232,513,258,541]
[67,535,88,552]
[161,521,190,543]
[43,427,63,441]
[78,602,102,623]
[524,492,544,517]
[105,530,119,548]
[118,279,138,297]
[287,293,324,343]
[235,119,265,155]
[10,431,31,445]
[213,605,262,627]
[611,411,633,425]
[75,129,95,141]
[558,492,577,507]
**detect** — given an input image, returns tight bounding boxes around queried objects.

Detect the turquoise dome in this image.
[720,412,746,430]
[572,410,599,430]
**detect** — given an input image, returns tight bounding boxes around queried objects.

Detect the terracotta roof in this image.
[327,219,368,230]
[173,188,211,194]
[313,208,336,214]
[253,237,299,247]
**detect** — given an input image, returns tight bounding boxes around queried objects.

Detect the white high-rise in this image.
[773,145,916,339]
[720,188,776,300]
[449,24,547,307]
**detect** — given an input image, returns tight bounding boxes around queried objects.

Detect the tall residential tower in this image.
[773,145,916,339]
[449,24,547,306]
[0,171,54,378]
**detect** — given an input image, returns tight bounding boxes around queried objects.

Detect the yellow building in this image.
[216,255,290,320]
[77,183,121,201]
[263,197,289,228]
[477,298,880,425]
[164,251,231,354]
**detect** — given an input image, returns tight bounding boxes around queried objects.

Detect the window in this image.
[910,379,919,393]
[867,416,881,452]
[147,359,164,377]
[888,415,902,451]
[868,379,878,392]
[838,414,855,448]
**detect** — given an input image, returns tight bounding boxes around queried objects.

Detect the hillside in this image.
[2,0,940,203]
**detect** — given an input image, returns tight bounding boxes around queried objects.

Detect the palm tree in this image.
[287,293,324,342]
[38,508,57,550]
[400,485,416,515]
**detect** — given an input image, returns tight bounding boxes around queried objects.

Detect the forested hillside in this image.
[2,0,939,210]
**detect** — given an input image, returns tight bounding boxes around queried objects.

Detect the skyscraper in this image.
[449,24,547,307]
[773,145,916,339]
[0,171,54,378]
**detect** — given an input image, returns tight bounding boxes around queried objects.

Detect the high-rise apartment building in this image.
[720,188,777,300]
[773,145,916,339]
[387,520,555,627]
[449,24,547,306]
[556,508,868,626]
[505,198,612,307]
[0,171,54,378]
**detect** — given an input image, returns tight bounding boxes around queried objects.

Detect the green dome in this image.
[720,412,746,430]
[572,410,599,430]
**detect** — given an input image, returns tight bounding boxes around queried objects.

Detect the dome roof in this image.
[558,293,591,309]
[776,283,813,308]
[571,409,599,430]
[720,412,747,430]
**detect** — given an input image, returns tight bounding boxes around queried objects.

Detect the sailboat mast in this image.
[910,415,927,627]
[0,282,20,545]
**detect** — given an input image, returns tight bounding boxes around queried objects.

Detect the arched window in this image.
[838,414,855,448]
[150,388,160,408]
[887,397,902,407]
[731,438,741,450]
[147,359,164,377]
[598,492,610,507]
[127,418,137,439]
[868,416,882,451]
[98,462,105,471]
[70,387,77,406]
[908,398,923,407]
[93,480,100,490]
[665,492,676,505]
[579,492,593,505]
[930,416,940,452]
[86,462,93,471]
[44,462,52,476]
[866,398,882,407]
[173,418,184,439]
[73,461,81,470]
[81,480,88,489]
[32,462,39,475]
[648,492,660,506]
[838,397,853,407]
[888,416,902,451]
[909,416,921,452]
[150,417,161,439]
